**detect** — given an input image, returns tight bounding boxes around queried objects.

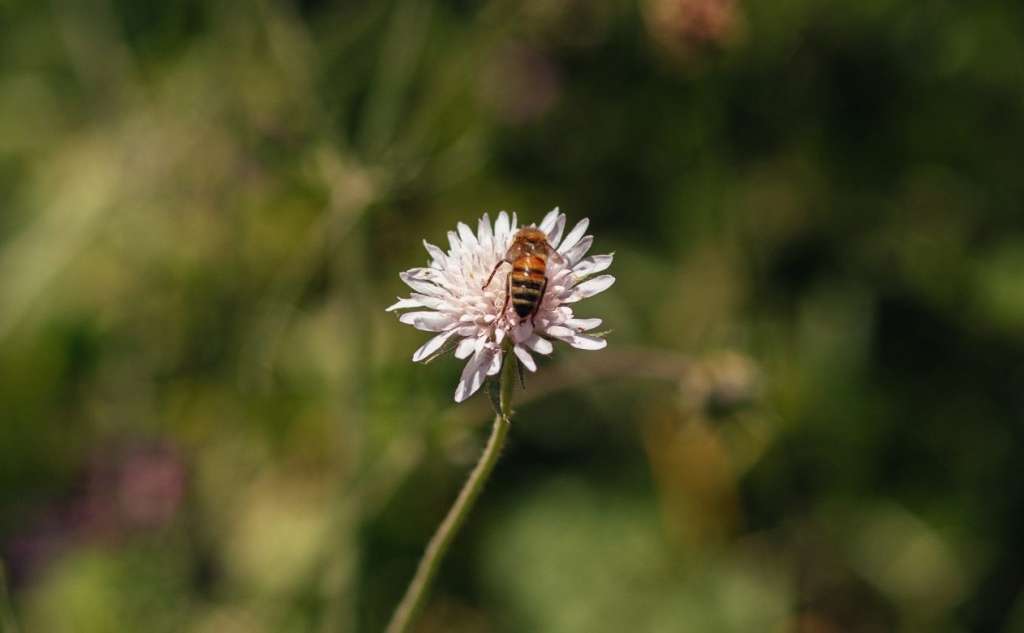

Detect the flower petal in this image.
[454,347,492,402]
[545,325,575,338]
[409,292,447,310]
[514,345,537,372]
[454,337,476,359]
[399,311,455,332]
[538,207,561,235]
[400,272,447,297]
[558,218,590,254]
[486,349,503,375]
[478,213,493,252]
[403,267,439,280]
[423,240,447,267]
[457,222,477,248]
[565,317,603,331]
[545,285,569,304]
[572,253,614,277]
[547,214,567,249]
[567,334,607,350]
[546,327,607,350]
[386,297,421,312]
[412,329,458,362]
[513,321,534,341]
[525,335,554,355]
[495,211,510,244]
[549,268,574,286]
[564,274,615,302]
[447,230,462,255]
[561,235,593,266]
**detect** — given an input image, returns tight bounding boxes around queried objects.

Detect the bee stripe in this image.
[511,270,544,280]
[513,290,542,301]
[512,278,544,288]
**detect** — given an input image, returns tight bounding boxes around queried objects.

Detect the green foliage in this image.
[1,0,1023,631]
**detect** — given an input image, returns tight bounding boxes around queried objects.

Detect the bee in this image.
[482,227,562,325]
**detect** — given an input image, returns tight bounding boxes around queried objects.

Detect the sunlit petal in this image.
[386,297,422,312]
[514,345,537,372]
[399,311,456,332]
[558,218,590,253]
[455,336,477,359]
[412,329,459,362]
[423,240,447,267]
[565,317,603,331]
[564,275,615,302]
[572,253,614,277]
[561,235,593,266]
[538,207,561,234]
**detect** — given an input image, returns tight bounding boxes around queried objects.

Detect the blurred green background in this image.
[2,0,1023,631]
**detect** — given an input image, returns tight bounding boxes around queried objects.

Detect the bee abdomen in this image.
[510,269,545,317]
[511,295,537,317]
[515,278,544,291]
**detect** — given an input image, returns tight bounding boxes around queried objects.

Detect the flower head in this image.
[387,208,615,402]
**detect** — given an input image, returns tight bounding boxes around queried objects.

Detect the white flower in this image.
[387,208,615,402]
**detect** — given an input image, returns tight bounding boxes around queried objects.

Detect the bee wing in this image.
[547,245,568,266]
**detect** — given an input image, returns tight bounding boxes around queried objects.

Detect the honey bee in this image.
[482,227,562,325]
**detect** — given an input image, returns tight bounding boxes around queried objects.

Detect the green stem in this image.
[384,346,516,633]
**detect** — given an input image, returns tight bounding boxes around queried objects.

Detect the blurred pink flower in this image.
[115,445,186,529]
[645,0,743,59]
[76,441,186,534]
[3,441,186,587]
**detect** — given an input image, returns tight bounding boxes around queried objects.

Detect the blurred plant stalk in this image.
[0,562,18,633]
[384,344,517,633]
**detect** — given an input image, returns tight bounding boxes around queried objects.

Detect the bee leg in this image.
[530,277,548,328]
[503,271,512,317]
[482,260,508,290]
